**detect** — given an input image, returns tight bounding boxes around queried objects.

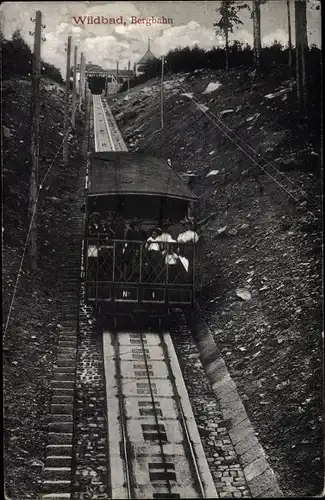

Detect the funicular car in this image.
[83,152,198,326]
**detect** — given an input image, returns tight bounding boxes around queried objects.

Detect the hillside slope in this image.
[3,76,84,498]
[111,68,323,497]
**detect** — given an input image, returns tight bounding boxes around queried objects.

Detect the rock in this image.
[228,228,238,236]
[31,459,44,468]
[217,226,227,235]
[206,170,219,177]
[220,109,234,116]
[203,82,222,94]
[265,88,290,99]
[3,126,12,138]
[236,288,252,301]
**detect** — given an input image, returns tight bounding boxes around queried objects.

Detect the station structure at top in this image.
[71,39,159,95]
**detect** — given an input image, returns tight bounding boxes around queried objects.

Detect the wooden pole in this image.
[71,45,78,127]
[295,0,308,108]
[127,60,130,94]
[63,35,71,165]
[81,55,86,101]
[29,9,42,270]
[116,61,119,95]
[287,0,293,69]
[78,51,83,110]
[160,55,164,129]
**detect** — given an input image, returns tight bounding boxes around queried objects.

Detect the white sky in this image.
[1,1,322,77]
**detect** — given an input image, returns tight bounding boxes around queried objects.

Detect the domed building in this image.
[135,39,159,76]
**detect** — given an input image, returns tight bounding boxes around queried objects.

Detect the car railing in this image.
[85,238,195,285]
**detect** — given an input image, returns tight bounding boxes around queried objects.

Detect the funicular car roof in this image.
[88,152,198,202]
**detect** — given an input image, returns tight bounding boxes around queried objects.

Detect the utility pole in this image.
[78,51,83,111]
[29,10,43,270]
[127,60,130,95]
[71,44,78,127]
[82,57,86,101]
[160,55,165,129]
[287,0,293,69]
[116,60,119,96]
[63,35,71,165]
[80,52,86,109]
[295,0,308,109]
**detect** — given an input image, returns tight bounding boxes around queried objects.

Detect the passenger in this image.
[101,219,115,239]
[111,215,125,240]
[111,215,125,281]
[144,228,164,283]
[177,217,199,245]
[124,217,144,281]
[163,241,187,284]
[156,220,174,252]
[125,217,145,242]
[177,218,198,282]
[145,228,160,252]
[89,212,101,234]
[98,218,115,281]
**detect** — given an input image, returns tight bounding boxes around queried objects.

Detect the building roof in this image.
[73,63,133,77]
[86,69,133,77]
[88,152,198,202]
[137,49,158,65]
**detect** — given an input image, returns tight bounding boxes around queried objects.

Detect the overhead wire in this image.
[164,62,321,219]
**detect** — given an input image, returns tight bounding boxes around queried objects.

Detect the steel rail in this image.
[159,331,207,498]
[93,95,99,152]
[113,335,133,498]
[98,95,116,151]
[139,332,173,495]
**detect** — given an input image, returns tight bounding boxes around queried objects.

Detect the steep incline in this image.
[110,67,322,497]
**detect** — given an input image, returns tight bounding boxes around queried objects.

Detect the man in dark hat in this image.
[111,215,126,281]
[89,212,102,235]
[124,217,145,281]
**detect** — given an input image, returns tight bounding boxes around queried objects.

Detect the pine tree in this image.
[214,1,248,71]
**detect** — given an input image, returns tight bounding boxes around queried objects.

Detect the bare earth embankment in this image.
[111,67,323,497]
[3,76,84,499]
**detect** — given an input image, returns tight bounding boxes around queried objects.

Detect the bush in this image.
[2,30,63,83]
[120,40,320,112]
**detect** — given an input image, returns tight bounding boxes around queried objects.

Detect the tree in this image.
[213,1,248,71]
[42,61,63,83]
[295,0,308,108]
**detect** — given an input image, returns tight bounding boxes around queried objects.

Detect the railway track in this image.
[93,94,127,152]
[42,93,219,498]
[103,329,218,498]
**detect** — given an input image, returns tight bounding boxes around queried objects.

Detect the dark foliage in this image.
[213,1,249,36]
[41,61,63,84]
[2,30,63,83]
[121,41,320,112]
